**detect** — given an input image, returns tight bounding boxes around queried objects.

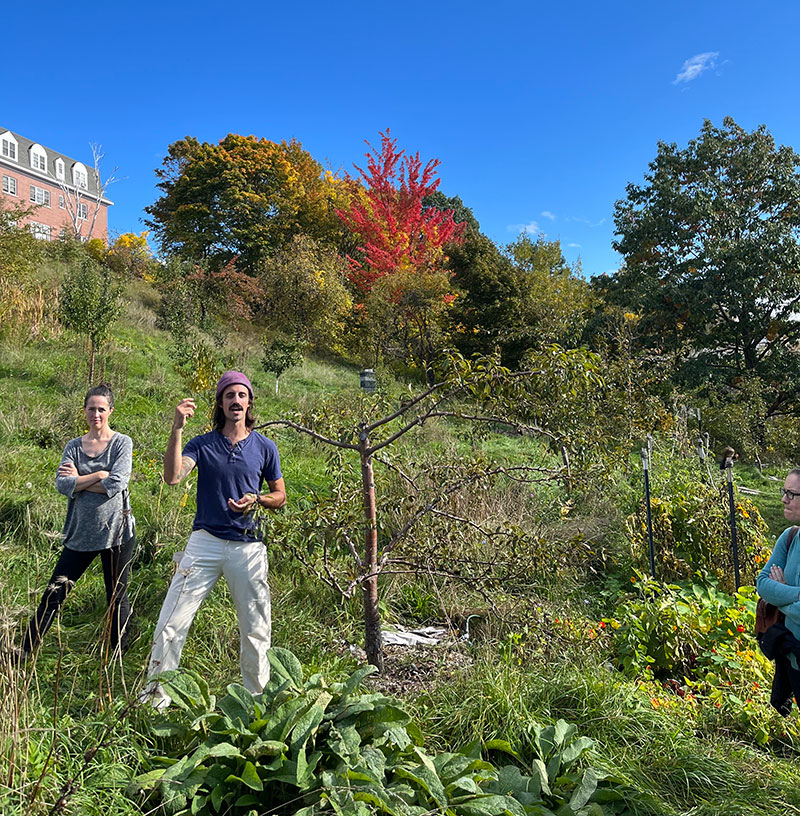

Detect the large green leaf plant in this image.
[130,649,637,816]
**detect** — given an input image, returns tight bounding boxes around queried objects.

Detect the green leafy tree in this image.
[423,189,481,233]
[447,232,522,359]
[0,200,43,281]
[261,333,307,394]
[58,256,124,382]
[260,234,352,350]
[447,232,592,367]
[610,117,800,420]
[505,233,592,357]
[361,269,455,382]
[145,134,347,273]
[0,201,48,341]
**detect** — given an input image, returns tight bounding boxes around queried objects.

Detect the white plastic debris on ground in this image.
[381,626,451,647]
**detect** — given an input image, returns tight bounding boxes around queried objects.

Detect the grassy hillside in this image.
[2,279,800,814]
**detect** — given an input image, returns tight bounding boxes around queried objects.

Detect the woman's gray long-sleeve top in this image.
[55,433,133,552]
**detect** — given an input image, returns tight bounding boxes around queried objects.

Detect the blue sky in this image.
[3,0,799,279]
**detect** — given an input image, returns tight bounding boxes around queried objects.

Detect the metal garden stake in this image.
[725,455,741,589]
[641,446,656,578]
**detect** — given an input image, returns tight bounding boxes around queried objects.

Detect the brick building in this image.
[0,127,113,243]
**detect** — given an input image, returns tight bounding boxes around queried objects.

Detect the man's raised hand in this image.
[173,398,196,431]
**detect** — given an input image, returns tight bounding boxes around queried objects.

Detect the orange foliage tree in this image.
[145,134,347,273]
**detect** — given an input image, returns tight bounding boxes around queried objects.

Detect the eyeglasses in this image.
[782,488,800,501]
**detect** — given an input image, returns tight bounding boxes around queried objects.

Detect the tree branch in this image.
[373,454,419,491]
[256,419,360,450]
[363,380,448,432]
[379,464,559,564]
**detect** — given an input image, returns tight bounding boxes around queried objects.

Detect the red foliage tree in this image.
[337,131,465,293]
[187,257,262,321]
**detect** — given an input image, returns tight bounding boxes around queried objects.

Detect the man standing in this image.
[144,371,285,706]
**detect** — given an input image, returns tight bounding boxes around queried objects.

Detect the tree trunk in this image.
[359,440,383,671]
[89,338,96,384]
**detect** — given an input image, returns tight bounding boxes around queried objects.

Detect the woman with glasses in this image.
[755,469,800,713]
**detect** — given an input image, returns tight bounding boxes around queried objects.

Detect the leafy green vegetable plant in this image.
[131,648,633,815]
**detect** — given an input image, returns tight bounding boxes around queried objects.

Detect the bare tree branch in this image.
[341,528,363,569]
[257,419,359,451]
[429,508,505,536]
[379,464,559,564]
[55,143,118,241]
[363,380,449,432]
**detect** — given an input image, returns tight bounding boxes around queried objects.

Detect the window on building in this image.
[30,145,47,173]
[55,158,65,180]
[77,202,89,220]
[30,185,51,207]
[2,175,17,195]
[29,222,51,241]
[72,163,88,189]
[1,136,17,161]
[59,194,65,208]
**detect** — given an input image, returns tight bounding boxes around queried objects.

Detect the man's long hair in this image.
[212,397,256,432]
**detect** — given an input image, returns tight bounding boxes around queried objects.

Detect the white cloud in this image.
[541,210,556,221]
[673,52,719,84]
[567,243,581,248]
[507,220,541,235]
[566,216,606,228]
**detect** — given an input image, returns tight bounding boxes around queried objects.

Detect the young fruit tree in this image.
[58,256,124,382]
[258,353,579,670]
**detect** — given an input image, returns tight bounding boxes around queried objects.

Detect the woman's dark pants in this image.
[22,536,134,655]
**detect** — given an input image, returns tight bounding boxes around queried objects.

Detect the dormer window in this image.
[72,162,88,189]
[1,133,17,161]
[30,144,47,173]
[55,158,65,180]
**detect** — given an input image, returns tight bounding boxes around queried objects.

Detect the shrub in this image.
[626,474,770,591]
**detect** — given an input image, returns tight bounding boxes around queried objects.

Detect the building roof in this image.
[0,126,113,204]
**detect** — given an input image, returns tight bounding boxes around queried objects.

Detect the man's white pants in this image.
[145,529,271,706]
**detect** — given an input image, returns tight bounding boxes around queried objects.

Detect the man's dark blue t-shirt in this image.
[183,430,282,542]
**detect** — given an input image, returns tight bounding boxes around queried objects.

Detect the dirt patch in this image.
[353,643,474,697]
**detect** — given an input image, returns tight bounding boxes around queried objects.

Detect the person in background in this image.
[142,371,285,707]
[756,468,800,714]
[18,383,134,661]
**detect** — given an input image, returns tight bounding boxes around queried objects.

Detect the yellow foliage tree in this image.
[107,230,157,279]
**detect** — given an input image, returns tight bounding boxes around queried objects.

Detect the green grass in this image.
[736,463,787,539]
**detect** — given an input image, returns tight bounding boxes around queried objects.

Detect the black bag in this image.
[755,526,798,637]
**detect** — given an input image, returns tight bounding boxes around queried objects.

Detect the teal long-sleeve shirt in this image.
[757,526,800,640]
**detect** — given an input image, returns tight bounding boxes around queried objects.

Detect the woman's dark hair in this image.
[212,396,255,432]
[84,383,114,408]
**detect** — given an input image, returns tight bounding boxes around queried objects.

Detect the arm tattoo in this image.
[177,458,195,481]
